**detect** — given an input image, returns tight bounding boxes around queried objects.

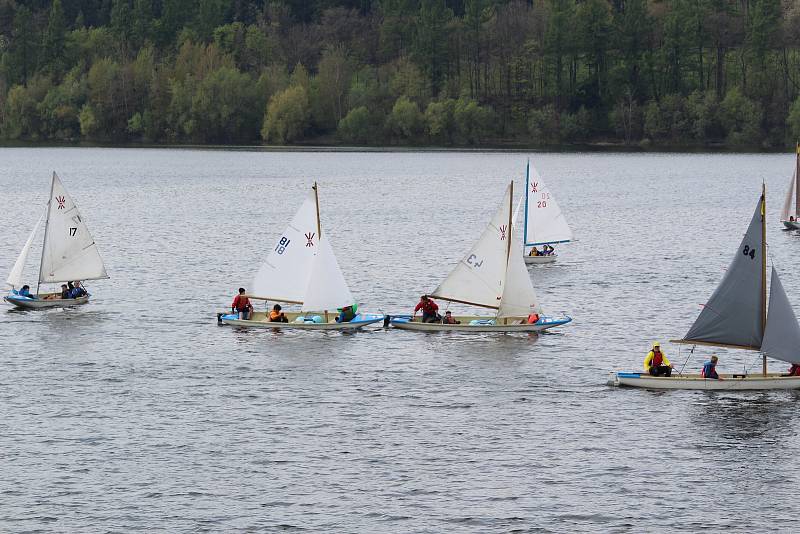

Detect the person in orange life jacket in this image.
[231,288,253,320]
[269,304,288,322]
[701,355,721,379]
[644,342,673,377]
[442,311,460,324]
[784,363,800,376]
[527,312,540,324]
[414,295,440,323]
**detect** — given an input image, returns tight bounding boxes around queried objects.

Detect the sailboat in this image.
[390,181,572,332]
[4,172,109,309]
[611,185,800,390]
[219,183,384,330]
[523,161,572,264]
[780,143,800,229]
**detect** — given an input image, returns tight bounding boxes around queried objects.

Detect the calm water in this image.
[2,148,799,532]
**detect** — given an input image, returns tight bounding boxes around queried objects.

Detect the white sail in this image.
[301,234,354,312]
[430,184,512,308]
[39,172,108,284]
[781,169,795,221]
[498,198,542,318]
[682,196,764,349]
[524,162,572,247]
[6,211,44,289]
[761,267,800,365]
[252,189,318,302]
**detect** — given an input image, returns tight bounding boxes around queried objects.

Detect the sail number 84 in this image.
[742,245,756,259]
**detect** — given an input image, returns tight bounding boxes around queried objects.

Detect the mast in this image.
[762,182,768,376]
[312,181,328,320]
[36,172,56,295]
[506,181,514,268]
[523,161,529,249]
[794,143,800,220]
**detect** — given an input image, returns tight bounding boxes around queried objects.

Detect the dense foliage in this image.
[1,0,800,147]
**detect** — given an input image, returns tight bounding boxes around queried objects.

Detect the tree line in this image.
[2,0,800,148]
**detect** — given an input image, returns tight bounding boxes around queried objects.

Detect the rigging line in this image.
[678,345,694,376]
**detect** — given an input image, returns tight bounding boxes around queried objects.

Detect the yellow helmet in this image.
[652,341,661,349]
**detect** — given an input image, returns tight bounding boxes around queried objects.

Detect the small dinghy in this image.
[4,172,108,309]
[523,161,572,265]
[391,181,571,333]
[611,186,800,390]
[219,183,384,330]
[780,144,800,229]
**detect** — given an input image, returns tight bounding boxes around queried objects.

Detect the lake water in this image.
[1,148,799,532]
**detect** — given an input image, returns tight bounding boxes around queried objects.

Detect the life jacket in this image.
[269,310,282,321]
[527,313,540,324]
[652,350,663,367]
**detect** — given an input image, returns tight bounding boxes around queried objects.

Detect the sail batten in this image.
[524,163,572,247]
[39,172,108,284]
[681,197,765,348]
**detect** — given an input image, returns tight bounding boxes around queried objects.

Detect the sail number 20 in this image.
[275,237,291,255]
[742,245,756,259]
[537,192,550,209]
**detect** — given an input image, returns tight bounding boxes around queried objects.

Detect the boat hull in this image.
[219,311,385,330]
[782,220,800,230]
[609,371,800,390]
[390,314,571,332]
[4,294,89,309]
[524,254,557,265]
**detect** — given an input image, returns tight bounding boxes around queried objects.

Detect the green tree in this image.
[412,0,452,95]
[41,0,67,76]
[261,85,310,144]
[386,95,423,141]
[337,106,375,144]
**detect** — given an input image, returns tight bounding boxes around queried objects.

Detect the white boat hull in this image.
[609,371,800,390]
[390,314,571,333]
[219,311,385,330]
[4,294,89,309]
[524,254,557,265]
[782,220,800,230]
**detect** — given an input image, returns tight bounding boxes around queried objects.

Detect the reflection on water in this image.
[1,148,800,531]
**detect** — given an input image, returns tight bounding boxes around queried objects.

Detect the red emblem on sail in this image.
[499,225,507,240]
[56,196,66,209]
[531,182,538,193]
[305,232,315,247]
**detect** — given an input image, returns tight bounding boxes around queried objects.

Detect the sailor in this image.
[70,281,88,298]
[413,295,440,323]
[701,355,721,379]
[644,342,673,377]
[336,305,356,323]
[442,311,460,324]
[269,304,288,322]
[529,247,540,257]
[527,312,540,324]
[17,285,36,299]
[785,363,800,376]
[231,288,253,320]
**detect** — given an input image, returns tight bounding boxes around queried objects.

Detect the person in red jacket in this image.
[413,295,440,323]
[231,287,253,320]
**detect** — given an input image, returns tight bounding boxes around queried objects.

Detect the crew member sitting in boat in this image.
[17,285,36,299]
[414,295,440,323]
[69,281,88,298]
[442,311,460,324]
[231,288,253,320]
[527,312,540,324]
[701,355,721,379]
[269,304,289,322]
[542,245,554,256]
[784,363,800,376]
[44,284,70,300]
[529,247,540,257]
[336,305,356,323]
[644,342,673,377]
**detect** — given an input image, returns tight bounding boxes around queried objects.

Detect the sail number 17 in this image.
[69,227,77,236]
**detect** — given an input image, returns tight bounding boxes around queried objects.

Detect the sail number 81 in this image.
[275,237,291,255]
[742,245,756,259]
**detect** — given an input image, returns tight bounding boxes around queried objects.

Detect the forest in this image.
[1,0,800,148]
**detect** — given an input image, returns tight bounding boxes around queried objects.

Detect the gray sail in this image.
[761,267,800,365]
[682,197,764,349]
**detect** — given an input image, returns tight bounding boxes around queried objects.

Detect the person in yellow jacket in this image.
[644,342,673,377]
